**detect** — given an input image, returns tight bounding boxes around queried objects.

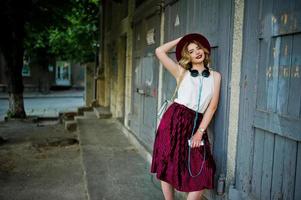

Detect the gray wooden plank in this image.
[271,135,285,200]
[144,13,161,53]
[282,138,297,200]
[267,37,280,112]
[256,0,273,112]
[164,0,186,41]
[276,36,292,115]
[211,0,232,175]
[130,57,142,137]
[295,0,301,10]
[194,0,219,40]
[288,34,301,118]
[294,142,301,200]
[186,0,198,32]
[272,0,297,36]
[254,110,301,141]
[274,0,293,11]
[256,39,269,111]
[260,131,275,200]
[164,1,187,38]
[141,55,158,151]
[236,0,261,192]
[251,129,265,199]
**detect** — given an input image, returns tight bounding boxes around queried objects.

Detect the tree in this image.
[0,0,100,118]
[0,0,31,118]
[48,0,100,63]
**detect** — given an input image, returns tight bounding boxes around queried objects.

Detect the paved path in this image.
[77,113,163,200]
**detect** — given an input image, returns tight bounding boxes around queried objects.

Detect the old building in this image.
[94,0,301,199]
[0,58,85,92]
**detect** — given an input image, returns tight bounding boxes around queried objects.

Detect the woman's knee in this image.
[187,190,204,200]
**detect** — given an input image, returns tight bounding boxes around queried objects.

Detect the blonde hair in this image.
[178,40,211,70]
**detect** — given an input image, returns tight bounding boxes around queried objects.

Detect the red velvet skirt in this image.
[151,102,216,192]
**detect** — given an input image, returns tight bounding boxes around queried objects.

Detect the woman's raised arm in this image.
[155,37,182,79]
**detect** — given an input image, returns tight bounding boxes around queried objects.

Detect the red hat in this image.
[175,33,211,61]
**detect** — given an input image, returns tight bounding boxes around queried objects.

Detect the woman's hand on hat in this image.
[191,133,203,148]
[176,37,183,43]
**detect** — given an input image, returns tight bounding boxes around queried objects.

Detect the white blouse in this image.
[174,70,215,113]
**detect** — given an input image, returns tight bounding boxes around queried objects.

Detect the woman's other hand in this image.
[190,132,203,148]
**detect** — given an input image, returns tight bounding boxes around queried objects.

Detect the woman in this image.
[151,33,221,200]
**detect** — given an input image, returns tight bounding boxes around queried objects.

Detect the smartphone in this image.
[188,139,204,147]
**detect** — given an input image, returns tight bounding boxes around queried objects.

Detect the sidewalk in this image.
[0,119,86,200]
[76,112,163,200]
[0,89,84,99]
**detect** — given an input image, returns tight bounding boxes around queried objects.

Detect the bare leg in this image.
[161,181,174,200]
[187,190,204,200]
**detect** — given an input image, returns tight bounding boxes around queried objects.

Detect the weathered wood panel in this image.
[295,142,301,200]
[235,0,301,199]
[260,131,274,200]
[282,138,297,200]
[251,129,265,198]
[288,34,301,118]
[130,0,161,151]
[235,0,259,193]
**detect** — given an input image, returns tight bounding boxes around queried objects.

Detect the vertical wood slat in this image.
[295,0,301,9]
[164,0,187,45]
[276,36,292,115]
[213,0,232,176]
[186,0,198,32]
[282,138,297,200]
[251,129,265,199]
[139,11,161,151]
[273,0,295,35]
[288,34,301,118]
[161,0,178,129]
[194,0,219,43]
[236,0,260,192]
[267,38,280,112]
[294,142,301,200]
[255,39,269,111]
[271,135,285,200]
[132,59,141,136]
[256,0,273,112]
[273,0,294,14]
[260,131,274,200]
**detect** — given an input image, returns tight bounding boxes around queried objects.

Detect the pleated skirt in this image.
[151,102,216,192]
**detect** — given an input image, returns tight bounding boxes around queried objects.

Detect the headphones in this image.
[189,68,210,78]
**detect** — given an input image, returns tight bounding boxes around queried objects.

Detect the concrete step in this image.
[77,106,93,116]
[93,106,112,119]
[59,111,78,124]
[65,120,77,132]
[83,111,97,119]
[74,115,88,122]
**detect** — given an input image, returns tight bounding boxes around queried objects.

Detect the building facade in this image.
[0,58,85,92]
[96,0,301,199]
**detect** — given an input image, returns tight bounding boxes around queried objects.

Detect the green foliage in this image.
[24,0,100,63]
